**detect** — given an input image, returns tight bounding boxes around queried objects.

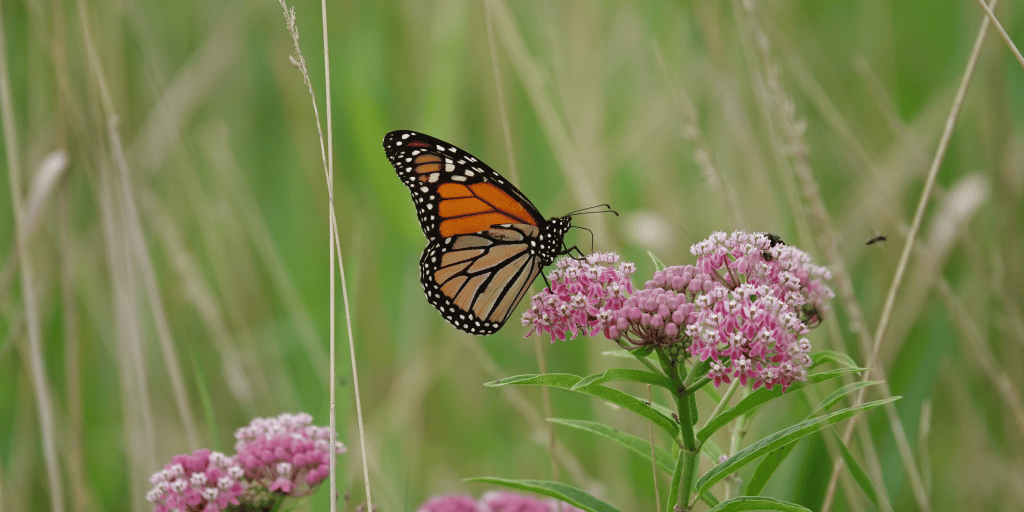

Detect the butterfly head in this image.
[535,215,573,266]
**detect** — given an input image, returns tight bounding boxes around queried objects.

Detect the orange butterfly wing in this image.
[384,131,571,334]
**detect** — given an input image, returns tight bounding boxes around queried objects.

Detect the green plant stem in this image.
[634,348,665,375]
[665,353,700,512]
[673,389,699,511]
[724,388,751,500]
[703,379,740,431]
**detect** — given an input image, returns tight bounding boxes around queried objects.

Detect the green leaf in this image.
[648,251,668,271]
[488,373,679,436]
[601,350,637,359]
[809,380,881,417]
[694,397,899,496]
[466,477,621,512]
[706,496,811,512]
[699,490,721,508]
[548,418,674,472]
[810,350,858,369]
[572,369,678,393]
[696,368,863,443]
[743,443,798,496]
[666,448,683,512]
[744,380,881,495]
[830,429,882,508]
[485,373,583,387]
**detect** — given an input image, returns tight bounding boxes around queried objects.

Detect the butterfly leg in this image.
[564,245,587,260]
[540,271,552,292]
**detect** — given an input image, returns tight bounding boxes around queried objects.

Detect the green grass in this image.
[1,0,1023,511]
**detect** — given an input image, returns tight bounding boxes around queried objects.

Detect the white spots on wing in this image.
[428,173,440,183]
[451,175,467,182]
[420,186,429,193]
[464,170,475,177]
[436,144,445,151]
[445,162,455,173]
[401,133,410,139]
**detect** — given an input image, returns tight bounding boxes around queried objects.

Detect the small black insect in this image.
[866,235,887,245]
[761,232,786,261]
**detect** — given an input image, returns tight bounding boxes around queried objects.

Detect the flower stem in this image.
[666,355,700,512]
[673,389,699,511]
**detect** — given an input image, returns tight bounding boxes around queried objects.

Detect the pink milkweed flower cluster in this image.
[522,232,834,393]
[145,449,246,512]
[234,412,347,497]
[608,265,715,348]
[146,412,344,512]
[521,252,636,342]
[685,231,834,391]
[417,491,583,512]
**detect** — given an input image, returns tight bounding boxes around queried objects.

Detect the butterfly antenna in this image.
[566,204,619,217]
[570,224,596,253]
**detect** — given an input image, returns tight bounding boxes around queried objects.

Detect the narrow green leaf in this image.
[648,251,667,271]
[485,373,583,387]
[699,490,721,508]
[548,418,674,472]
[695,397,899,496]
[467,477,621,512]
[667,448,683,512]
[810,350,858,369]
[601,350,637,359]
[489,373,679,436]
[572,369,678,392]
[744,380,881,495]
[830,429,882,508]
[696,368,863,442]
[706,496,811,512]
[744,443,797,496]
[809,380,880,417]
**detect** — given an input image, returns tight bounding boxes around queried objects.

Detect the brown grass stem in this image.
[972,0,1024,71]
[736,2,931,509]
[824,0,1000,508]
[276,1,371,509]
[0,5,66,510]
[318,0,339,508]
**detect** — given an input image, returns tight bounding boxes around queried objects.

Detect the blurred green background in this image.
[1,0,1023,510]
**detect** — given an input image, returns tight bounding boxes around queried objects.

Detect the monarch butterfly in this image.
[383,130,606,335]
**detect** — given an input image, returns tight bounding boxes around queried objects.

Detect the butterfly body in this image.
[384,130,573,335]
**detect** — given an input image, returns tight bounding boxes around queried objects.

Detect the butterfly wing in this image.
[384,130,568,334]
[383,130,545,240]
[420,224,543,335]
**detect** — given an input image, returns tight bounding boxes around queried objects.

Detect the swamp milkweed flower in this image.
[521,252,635,342]
[234,412,347,497]
[145,449,246,512]
[522,232,834,393]
[417,491,583,512]
[685,231,833,391]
